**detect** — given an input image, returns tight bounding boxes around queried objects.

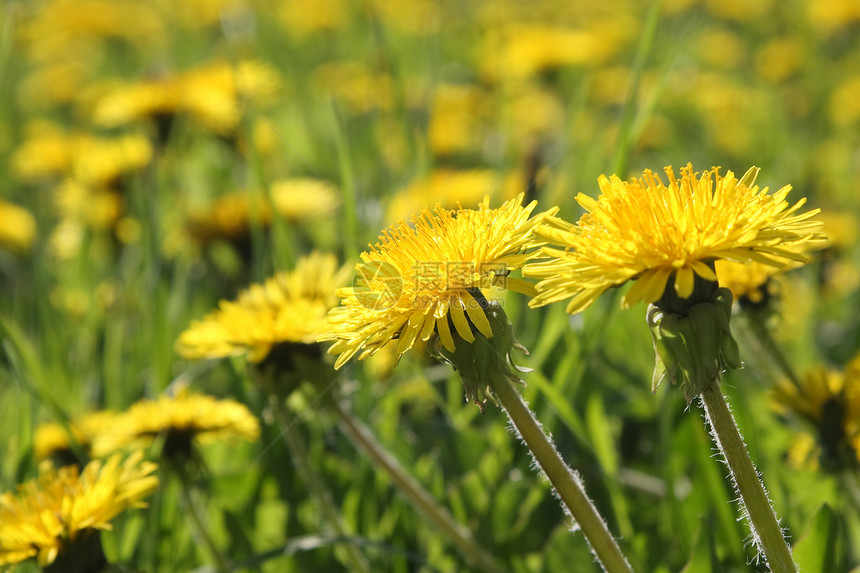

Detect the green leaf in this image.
[792,503,840,573]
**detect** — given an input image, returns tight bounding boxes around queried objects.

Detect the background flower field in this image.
[1,0,859,571]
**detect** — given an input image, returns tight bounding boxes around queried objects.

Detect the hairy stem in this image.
[700,386,797,573]
[488,374,633,573]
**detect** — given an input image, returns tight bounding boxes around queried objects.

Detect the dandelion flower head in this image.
[34,410,120,462]
[319,194,557,369]
[176,252,350,362]
[0,451,157,568]
[526,163,826,314]
[772,355,860,468]
[93,391,260,457]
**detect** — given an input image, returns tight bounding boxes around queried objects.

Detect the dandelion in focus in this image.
[527,163,826,315]
[320,194,555,369]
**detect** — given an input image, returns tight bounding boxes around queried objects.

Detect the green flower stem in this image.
[700,385,797,573]
[330,397,504,573]
[173,463,230,573]
[487,374,634,573]
[269,396,371,573]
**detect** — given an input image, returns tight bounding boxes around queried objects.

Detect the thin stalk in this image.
[174,463,230,573]
[330,398,504,573]
[269,396,371,573]
[487,374,633,573]
[700,386,797,573]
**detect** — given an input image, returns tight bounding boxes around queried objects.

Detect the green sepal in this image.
[648,287,743,401]
[429,299,529,411]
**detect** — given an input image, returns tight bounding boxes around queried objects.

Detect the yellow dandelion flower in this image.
[311,61,395,114]
[0,200,37,254]
[93,59,281,135]
[385,169,522,223]
[278,0,350,37]
[715,236,825,305]
[772,368,846,425]
[0,451,157,568]
[176,252,350,362]
[34,410,120,462]
[427,83,489,156]
[480,23,630,81]
[92,79,180,131]
[319,194,557,369]
[12,129,152,187]
[526,163,826,315]
[179,59,282,134]
[17,0,165,63]
[714,260,779,305]
[93,391,260,458]
[186,179,340,243]
[772,359,860,468]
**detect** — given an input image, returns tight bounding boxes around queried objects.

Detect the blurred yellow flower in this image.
[186,178,340,243]
[526,164,826,314]
[94,59,282,135]
[18,0,165,63]
[696,30,744,71]
[0,451,158,568]
[481,23,628,81]
[16,60,95,110]
[279,0,351,37]
[772,356,860,469]
[0,200,37,254]
[714,260,780,305]
[319,194,557,368]
[311,61,395,114]
[176,252,350,362]
[94,391,260,457]
[428,83,490,156]
[386,168,522,223]
[755,38,804,83]
[808,0,860,32]
[12,128,152,186]
[34,411,120,462]
[829,76,860,128]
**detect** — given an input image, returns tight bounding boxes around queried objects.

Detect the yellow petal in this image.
[436,314,455,352]
[674,266,695,299]
[449,299,475,342]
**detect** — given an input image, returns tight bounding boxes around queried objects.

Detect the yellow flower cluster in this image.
[186,180,341,244]
[93,59,282,135]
